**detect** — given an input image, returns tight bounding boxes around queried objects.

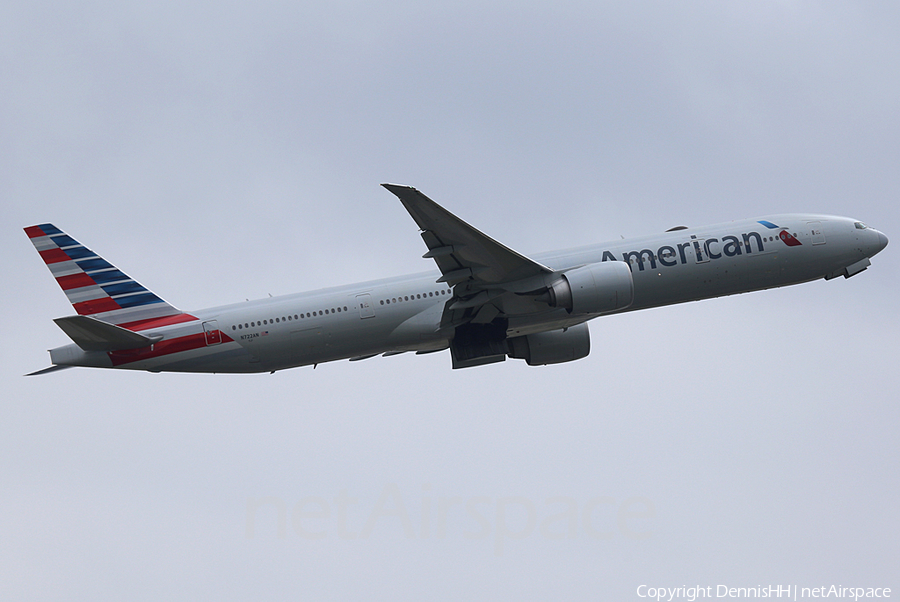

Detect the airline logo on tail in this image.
[24,224,191,330]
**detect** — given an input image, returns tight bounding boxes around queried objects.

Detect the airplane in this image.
[24,184,888,375]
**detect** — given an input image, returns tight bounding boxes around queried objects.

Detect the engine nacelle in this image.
[544,261,634,315]
[507,323,591,366]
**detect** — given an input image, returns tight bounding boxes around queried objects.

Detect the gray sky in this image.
[2,1,898,599]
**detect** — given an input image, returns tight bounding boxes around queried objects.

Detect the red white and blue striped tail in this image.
[24,223,189,330]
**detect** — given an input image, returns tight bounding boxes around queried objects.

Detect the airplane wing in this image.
[382,184,553,287]
[384,184,565,337]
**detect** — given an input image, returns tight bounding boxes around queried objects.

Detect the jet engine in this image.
[541,261,634,315]
[507,323,591,366]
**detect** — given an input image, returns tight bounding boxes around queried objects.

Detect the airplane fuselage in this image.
[41,212,887,374]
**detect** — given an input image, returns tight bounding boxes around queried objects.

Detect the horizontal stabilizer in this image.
[53,315,163,352]
[25,365,75,376]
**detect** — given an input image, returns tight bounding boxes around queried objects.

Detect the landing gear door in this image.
[203,320,222,345]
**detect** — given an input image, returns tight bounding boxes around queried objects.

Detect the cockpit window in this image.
[855,222,868,230]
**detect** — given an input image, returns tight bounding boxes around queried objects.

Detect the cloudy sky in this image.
[2,1,898,599]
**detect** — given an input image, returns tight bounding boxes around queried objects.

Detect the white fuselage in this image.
[47,213,887,373]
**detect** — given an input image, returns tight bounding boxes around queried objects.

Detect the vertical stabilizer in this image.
[24,224,188,329]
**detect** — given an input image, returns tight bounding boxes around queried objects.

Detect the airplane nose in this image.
[876,230,888,253]
[869,229,888,257]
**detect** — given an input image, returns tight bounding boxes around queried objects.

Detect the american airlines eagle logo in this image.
[759,220,802,247]
[779,230,802,246]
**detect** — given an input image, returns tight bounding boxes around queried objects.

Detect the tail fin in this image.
[24,223,187,329]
